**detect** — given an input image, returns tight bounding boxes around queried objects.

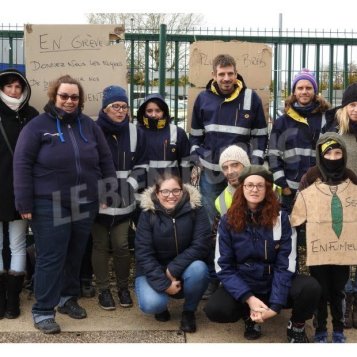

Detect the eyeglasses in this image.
[57,93,80,101]
[159,188,182,197]
[243,183,266,191]
[107,103,129,111]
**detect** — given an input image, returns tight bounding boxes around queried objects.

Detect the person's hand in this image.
[21,213,32,220]
[165,280,181,295]
[282,187,292,196]
[100,203,108,209]
[166,268,176,282]
[260,308,277,321]
[246,296,269,314]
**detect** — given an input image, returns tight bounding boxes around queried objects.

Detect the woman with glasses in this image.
[135,173,210,333]
[0,69,38,320]
[13,75,116,334]
[204,165,321,343]
[91,85,147,311]
[136,94,191,186]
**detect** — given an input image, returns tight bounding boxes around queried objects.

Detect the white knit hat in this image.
[219,145,250,170]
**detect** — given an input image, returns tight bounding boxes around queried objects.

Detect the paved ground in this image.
[1,287,357,344]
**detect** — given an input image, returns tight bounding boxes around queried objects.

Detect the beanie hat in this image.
[219,145,250,170]
[320,139,342,156]
[292,69,318,94]
[238,165,274,184]
[341,82,357,107]
[102,85,128,109]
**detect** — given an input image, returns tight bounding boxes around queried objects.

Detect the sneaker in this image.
[57,298,87,319]
[155,309,171,322]
[314,331,328,343]
[287,321,309,343]
[180,311,196,333]
[201,279,219,300]
[332,331,346,343]
[118,288,133,308]
[98,289,116,310]
[34,318,61,334]
[81,281,96,298]
[244,318,262,340]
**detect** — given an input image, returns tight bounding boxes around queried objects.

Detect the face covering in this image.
[321,157,345,183]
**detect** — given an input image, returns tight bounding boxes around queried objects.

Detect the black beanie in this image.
[342,82,357,107]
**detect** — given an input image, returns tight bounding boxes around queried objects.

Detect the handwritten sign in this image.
[187,41,272,129]
[24,24,126,118]
[291,180,357,266]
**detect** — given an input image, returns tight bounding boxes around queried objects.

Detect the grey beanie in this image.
[219,145,250,170]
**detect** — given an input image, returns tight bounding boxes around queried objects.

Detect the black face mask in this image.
[321,157,345,183]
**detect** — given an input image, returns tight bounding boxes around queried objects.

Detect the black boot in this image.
[0,273,7,319]
[5,273,24,319]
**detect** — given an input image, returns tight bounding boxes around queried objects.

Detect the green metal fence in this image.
[2,24,357,128]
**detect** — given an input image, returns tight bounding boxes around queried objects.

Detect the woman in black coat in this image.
[0,69,38,319]
[135,173,211,333]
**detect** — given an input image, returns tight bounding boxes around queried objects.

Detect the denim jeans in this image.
[30,199,98,318]
[135,260,209,313]
[0,220,27,272]
[345,270,357,294]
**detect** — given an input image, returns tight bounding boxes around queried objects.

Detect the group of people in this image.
[0,51,357,343]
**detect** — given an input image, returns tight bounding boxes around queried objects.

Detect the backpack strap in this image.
[0,116,14,156]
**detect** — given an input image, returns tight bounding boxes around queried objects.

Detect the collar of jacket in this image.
[286,107,308,125]
[143,116,167,129]
[210,79,243,102]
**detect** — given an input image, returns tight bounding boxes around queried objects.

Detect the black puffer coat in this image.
[135,184,211,292]
[0,69,39,221]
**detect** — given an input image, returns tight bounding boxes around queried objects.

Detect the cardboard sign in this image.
[187,41,272,129]
[291,180,357,266]
[24,24,126,119]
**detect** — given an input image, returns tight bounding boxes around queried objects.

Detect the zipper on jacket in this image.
[164,139,167,161]
[67,124,81,185]
[235,107,239,127]
[172,218,179,256]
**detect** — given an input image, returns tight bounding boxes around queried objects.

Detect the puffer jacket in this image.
[0,69,39,221]
[216,210,296,313]
[135,184,211,292]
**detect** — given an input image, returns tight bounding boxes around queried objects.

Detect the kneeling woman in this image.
[135,173,210,333]
[204,165,321,343]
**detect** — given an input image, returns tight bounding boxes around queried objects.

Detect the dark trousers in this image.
[30,199,98,316]
[204,274,321,324]
[309,265,350,332]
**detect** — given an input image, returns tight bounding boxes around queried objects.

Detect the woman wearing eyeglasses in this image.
[135,173,210,333]
[13,75,116,334]
[136,94,191,186]
[91,86,148,311]
[0,69,38,320]
[204,165,321,343]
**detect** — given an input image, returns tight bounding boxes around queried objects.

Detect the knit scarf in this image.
[0,89,26,111]
[96,111,129,134]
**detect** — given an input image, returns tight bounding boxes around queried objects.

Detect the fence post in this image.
[159,24,167,98]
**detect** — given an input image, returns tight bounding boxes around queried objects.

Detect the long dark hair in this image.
[227,181,280,232]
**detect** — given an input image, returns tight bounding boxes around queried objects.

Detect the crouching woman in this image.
[135,173,210,333]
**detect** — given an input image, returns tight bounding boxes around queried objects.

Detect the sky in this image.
[3,0,357,32]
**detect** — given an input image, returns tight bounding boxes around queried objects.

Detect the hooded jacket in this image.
[0,69,39,221]
[135,184,211,292]
[216,210,296,313]
[136,94,191,185]
[13,103,116,213]
[95,110,148,227]
[189,74,268,170]
[268,96,329,191]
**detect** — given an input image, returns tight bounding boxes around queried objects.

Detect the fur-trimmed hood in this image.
[140,183,202,212]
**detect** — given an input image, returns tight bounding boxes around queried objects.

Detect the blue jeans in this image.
[345,270,357,293]
[135,260,209,313]
[30,199,98,318]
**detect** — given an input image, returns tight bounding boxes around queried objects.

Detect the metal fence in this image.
[2,23,357,129]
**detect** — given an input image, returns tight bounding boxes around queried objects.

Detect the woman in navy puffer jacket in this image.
[135,173,210,333]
